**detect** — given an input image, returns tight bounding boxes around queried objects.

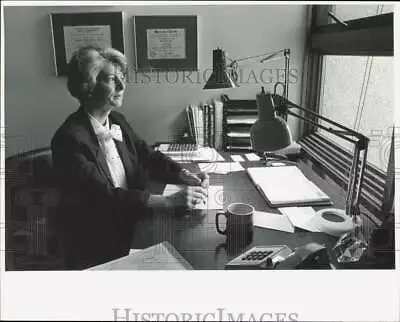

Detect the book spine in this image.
[186,106,195,144]
[209,104,215,148]
[204,104,209,147]
[213,100,224,150]
[197,104,204,147]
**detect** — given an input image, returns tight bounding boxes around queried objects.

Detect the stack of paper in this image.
[246,166,331,207]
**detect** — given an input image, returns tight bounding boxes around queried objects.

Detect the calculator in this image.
[225,245,293,270]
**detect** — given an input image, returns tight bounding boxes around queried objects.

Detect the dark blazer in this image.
[51,107,182,269]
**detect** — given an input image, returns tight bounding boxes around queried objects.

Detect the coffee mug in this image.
[216,203,254,243]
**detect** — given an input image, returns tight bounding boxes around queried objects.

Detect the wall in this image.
[4,4,308,157]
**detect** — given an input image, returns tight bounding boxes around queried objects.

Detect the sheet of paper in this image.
[163,185,224,209]
[245,153,261,161]
[198,162,244,174]
[89,242,192,270]
[278,207,321,232]
[253,211,294,233]
[231,155,245,162]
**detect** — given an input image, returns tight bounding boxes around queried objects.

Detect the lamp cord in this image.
[353,56,373,131]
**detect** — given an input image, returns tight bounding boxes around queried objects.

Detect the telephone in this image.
[225,242,332,270]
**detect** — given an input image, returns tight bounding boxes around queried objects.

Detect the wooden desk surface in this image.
[132,154,345,270]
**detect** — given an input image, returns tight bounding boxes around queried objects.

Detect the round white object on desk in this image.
[309,208,355,237]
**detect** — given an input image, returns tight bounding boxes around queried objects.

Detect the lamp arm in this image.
[231,49,288,65]
[273,94,370,220]
[347,139,369,220]
[285,109,359,145]
[279,97,365,139]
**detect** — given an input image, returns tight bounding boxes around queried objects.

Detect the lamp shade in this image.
[203,48,237,89]
[250,88,292,152]
[250,117,292,152]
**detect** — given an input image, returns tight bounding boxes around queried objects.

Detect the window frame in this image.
[299,5,394,225]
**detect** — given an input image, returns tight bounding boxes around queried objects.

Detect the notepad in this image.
[246,166,331,207]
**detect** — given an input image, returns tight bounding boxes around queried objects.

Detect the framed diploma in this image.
[50,12,124,76]
[134,15,198,71]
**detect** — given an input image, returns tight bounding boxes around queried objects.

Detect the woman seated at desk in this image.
[51,46,208,270]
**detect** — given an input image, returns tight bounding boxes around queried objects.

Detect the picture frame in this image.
[50,12,124,76]
[134,15,198,71]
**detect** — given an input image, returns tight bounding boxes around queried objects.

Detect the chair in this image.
[5,147,65,270]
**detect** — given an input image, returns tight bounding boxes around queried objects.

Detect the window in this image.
[331,4,393,22]
[319,55,393,172]
[299,5,394,223]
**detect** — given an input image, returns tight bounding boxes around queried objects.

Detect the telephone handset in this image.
[225,242,332,270]
[274,243,332,269]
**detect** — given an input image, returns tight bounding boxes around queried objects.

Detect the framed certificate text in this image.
[134,15,198,71]
[50,12,124,76]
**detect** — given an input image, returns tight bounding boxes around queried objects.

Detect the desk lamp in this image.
[204,47,294,161]
[204,47,370,263]
[203,47,290,99]
[255,89,370,263]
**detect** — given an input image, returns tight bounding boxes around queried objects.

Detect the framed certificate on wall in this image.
[134,15,198,71]
[50,12,124,76]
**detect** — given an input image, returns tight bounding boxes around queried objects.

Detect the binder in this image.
[246,166,332,207]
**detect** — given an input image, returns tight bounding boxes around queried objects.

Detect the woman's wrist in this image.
[148,194,170,209]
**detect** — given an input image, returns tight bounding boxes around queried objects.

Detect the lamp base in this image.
[332,218,368,264]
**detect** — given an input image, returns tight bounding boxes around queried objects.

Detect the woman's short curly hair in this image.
[67,46,128,103]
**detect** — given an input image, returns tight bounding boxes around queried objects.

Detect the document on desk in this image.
[88,241,193,270]
[245,153,261,161]
[198,162,244,174]
[279,207,321,232]
[163,184,224,209]
[253,211,294,233]
[230,155,245,162]
[246,166,331,207]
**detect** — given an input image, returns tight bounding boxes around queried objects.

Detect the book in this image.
[203,104,209,147]
[209,104,215,148]
[185,105,195,143]
[213,100,224,150]
[246,166,332,207]
[196,104,204,147]
[87,241,193,270]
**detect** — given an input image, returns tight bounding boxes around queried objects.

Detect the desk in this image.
[131,152,354,270]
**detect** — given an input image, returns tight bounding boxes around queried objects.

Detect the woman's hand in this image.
[179,169,209,188]
[165,185,208,209]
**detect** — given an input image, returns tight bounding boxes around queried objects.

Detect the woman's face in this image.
[91,62,126,110]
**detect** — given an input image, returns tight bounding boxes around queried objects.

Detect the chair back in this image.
[5,147,65,270]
